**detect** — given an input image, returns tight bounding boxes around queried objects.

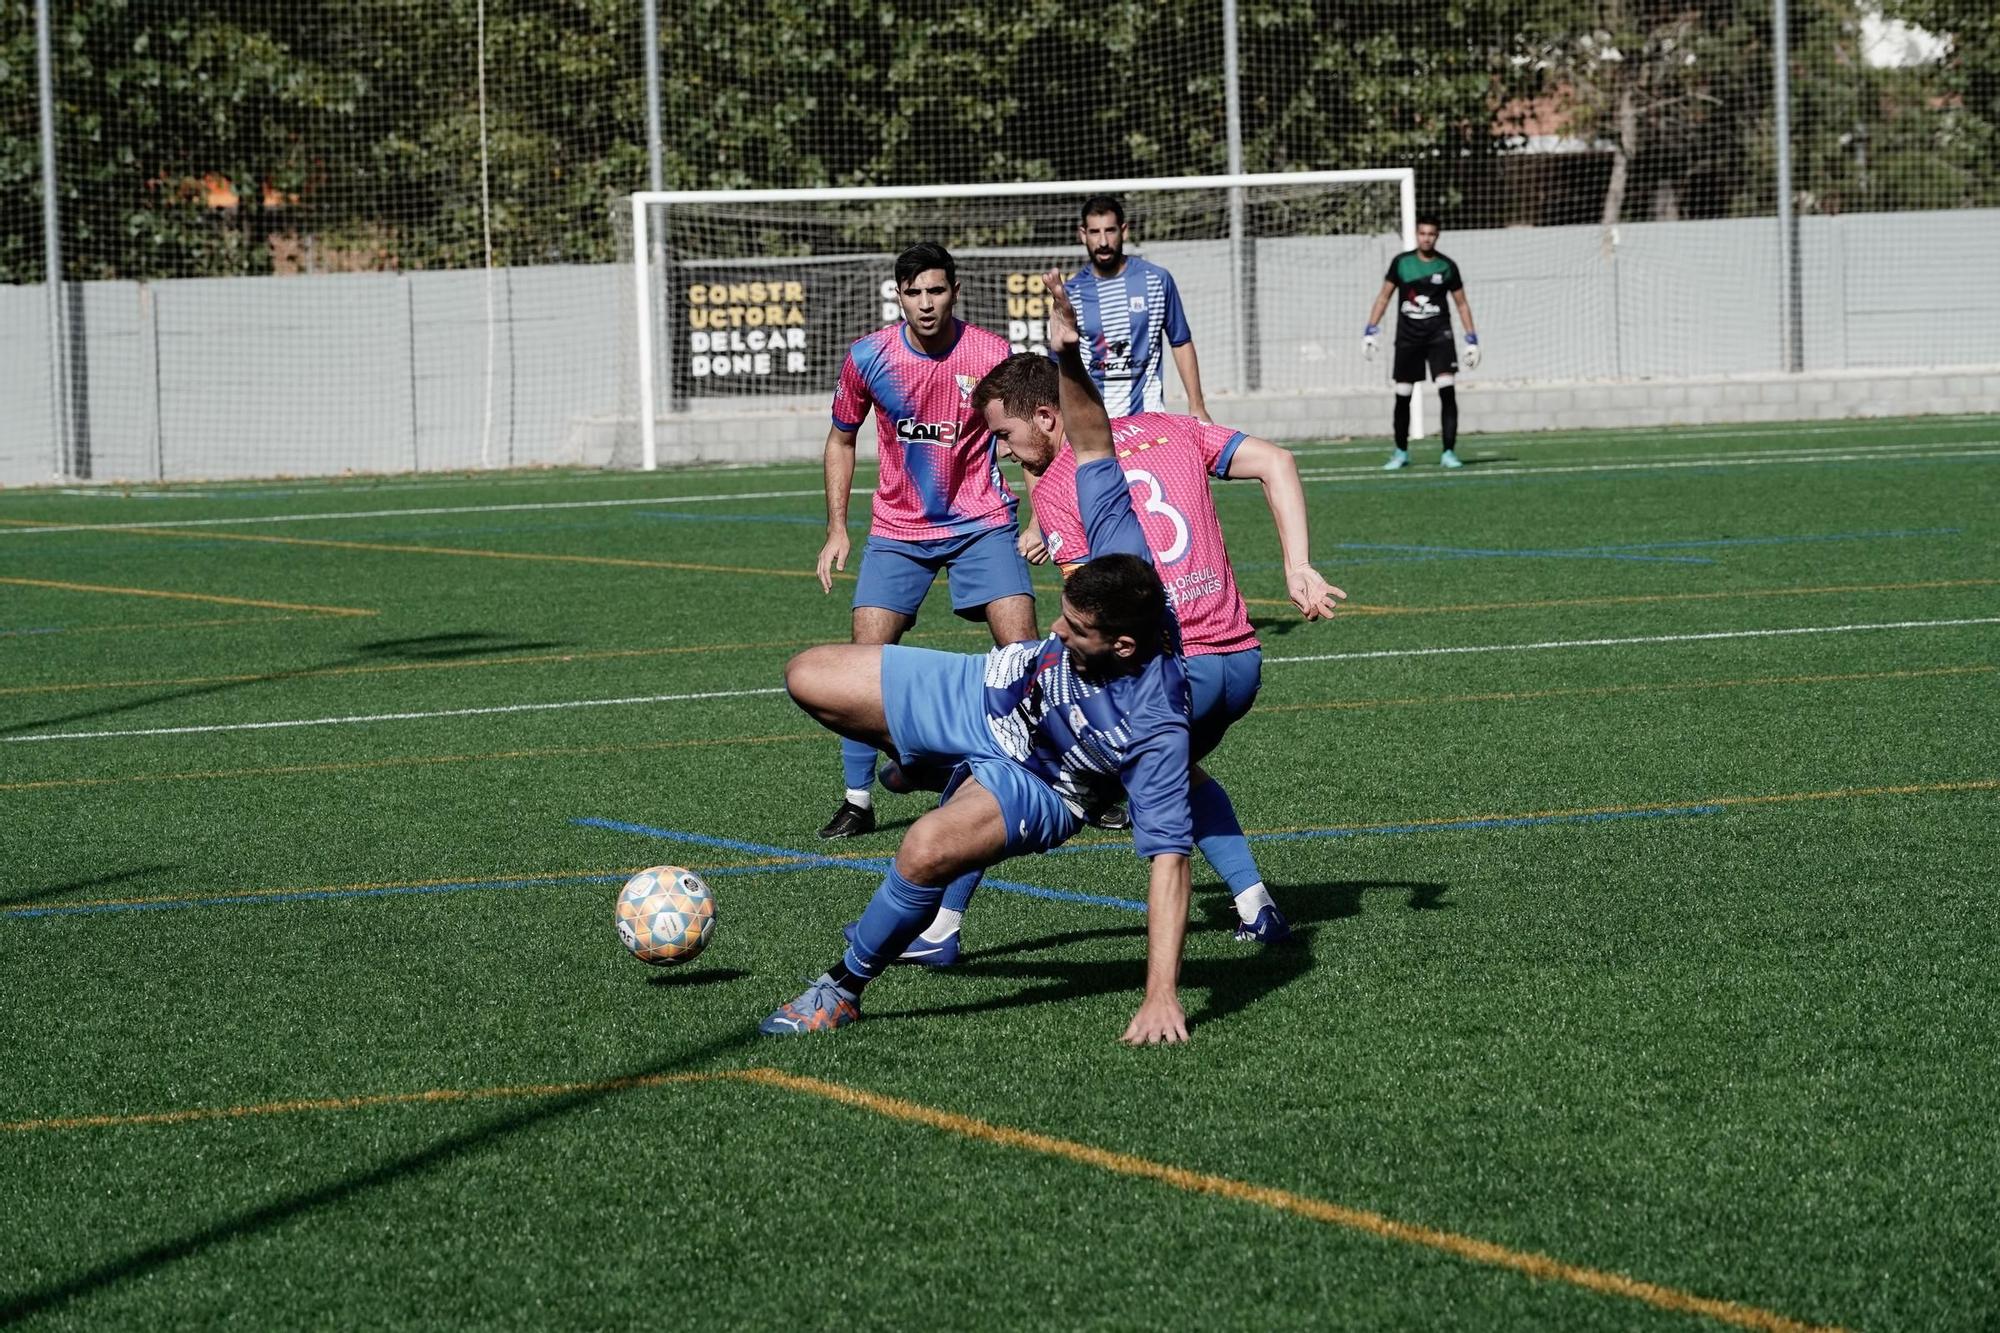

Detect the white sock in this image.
[844,787,873,810]
[1233,883,1274,923]
[921,908,963,942]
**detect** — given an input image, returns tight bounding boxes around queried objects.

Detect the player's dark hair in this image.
[1416,213,1442,231]
[971,353,1058,418]
[1079,194,1126,228]
[1064,553,1169,660]
[894,241,956,287]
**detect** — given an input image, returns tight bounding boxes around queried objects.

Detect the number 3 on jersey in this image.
[1123,468,1189,564]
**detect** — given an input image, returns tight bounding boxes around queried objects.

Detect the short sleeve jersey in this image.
[979,458,1192,859]
[1384,250,1464,345]
[1062,257,1193,417]
[831,320,1017,541]
[1029,413,1257,658]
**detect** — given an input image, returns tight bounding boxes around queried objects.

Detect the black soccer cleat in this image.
[817,799,876,839]
[1084,803,1132,832]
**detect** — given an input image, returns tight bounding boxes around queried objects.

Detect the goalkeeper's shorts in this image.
[1393,337,1458,383]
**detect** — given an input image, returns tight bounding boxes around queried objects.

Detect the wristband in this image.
[1464,332,1479,345]
[1364,324,1379,337]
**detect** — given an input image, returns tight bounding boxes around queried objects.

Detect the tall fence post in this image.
[1772,0,1803,372]
[36,0,69,480]
[1223,0,1253,395]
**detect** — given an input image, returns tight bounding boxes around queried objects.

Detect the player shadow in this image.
[1193,878,1452,934]
[0,865,176,908]
[349,631,569,660]
[1453,454,1514,468]
[644,967,750,989]
[0,630,571,738]
[0,1025,767,1326]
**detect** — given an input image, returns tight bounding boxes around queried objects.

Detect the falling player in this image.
[811,241,1038,839]
[1363,215,1481,469]
[860,351,1343,967]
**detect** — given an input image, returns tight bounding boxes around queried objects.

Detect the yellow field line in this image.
[735,1070,1843,1333]
[1244,577,2000,616]
[1256,665,1996,715]
[0,626,995,698]
[0,1066,1844,1331]
[1244,778,2000,840]
[0,616,307,640]
[2,518,832,580]
[0,576,375,618]
[0,731,825,793]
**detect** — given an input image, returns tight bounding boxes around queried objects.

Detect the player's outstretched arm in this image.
[1043,269,1114,464]
[1123,852,1192,1045]
[817,423,859,594]
[1226,437,1345,620]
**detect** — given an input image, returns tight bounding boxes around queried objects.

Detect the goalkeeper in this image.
[1363,215,1479,470]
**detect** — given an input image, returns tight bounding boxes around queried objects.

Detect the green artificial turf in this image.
[2,415,1996,1330]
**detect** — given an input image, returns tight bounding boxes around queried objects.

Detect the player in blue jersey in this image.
[1068,195,1210,420]
[764,272,1202,1045]
[812,241,1037,839]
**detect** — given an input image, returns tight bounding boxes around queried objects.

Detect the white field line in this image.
[1297,441,1999,480]
[9,617,1995,745]
[1266,617,2000,665]
[1287,414,2000,456]
[7,440,1998,536]
[3,687,792,743]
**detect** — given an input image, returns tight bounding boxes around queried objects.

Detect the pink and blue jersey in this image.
[831,320,1016,542]
[1063,257,1193,417]
[1030,412,1258,657]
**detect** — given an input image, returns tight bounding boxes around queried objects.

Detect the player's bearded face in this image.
[1079,213,1126,271]
[896,269,958,336]
[982,402,1058,474]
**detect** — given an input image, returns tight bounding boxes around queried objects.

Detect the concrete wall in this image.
[3,208,1996,485]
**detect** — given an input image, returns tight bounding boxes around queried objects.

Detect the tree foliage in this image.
[1,0,1995,284]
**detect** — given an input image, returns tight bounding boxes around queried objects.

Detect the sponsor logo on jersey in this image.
[1046,530,1064,557]
[896,417,961,445]
[1431,273,1444,284]
[955,373,978,400]
[1127,295,1147,312]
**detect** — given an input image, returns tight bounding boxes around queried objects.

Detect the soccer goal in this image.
[620,170,1416,470]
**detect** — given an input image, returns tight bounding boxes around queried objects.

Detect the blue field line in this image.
[7,872,629,920]
[573,816,1149,912]
[1325,540,1713,565]
[636,511,863,529]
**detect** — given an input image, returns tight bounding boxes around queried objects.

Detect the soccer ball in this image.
[614,866,715,966]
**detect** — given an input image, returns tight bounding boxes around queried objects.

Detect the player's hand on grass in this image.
[1122,992,1189,1046]
[816,530,850,594]
[1286,565,1345,621]
[1043,271,1080,355]
[1017,526,1049,565]
[1362,324,1379,360]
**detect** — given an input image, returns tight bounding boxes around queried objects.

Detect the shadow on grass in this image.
[0,1026,763,1327]
[0,630,571,738]
[645,967,750,989]
[0,865,175,908]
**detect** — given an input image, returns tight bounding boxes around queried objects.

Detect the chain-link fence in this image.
[3,0,1996,482]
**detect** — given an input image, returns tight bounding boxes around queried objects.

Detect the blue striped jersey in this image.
[1063,257,1194,417]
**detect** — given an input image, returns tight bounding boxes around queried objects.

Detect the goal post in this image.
[625,169,1418,471]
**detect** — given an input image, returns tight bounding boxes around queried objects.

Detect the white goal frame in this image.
[629,169,1417,471]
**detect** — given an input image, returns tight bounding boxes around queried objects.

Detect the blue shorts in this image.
[853,525,1034,623]
[879,644,1082,857]
[1186,648,1262,761]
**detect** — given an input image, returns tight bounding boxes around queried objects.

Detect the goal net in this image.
[616,171,1414,469]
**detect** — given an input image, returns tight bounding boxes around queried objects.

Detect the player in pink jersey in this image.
[861,349,1342,965]
[811,242,1040,840]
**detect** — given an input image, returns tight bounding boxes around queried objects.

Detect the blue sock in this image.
[1191,777,1261,895]
[841,865,943,982]
[941,867,982,914]
[841,738,877,792]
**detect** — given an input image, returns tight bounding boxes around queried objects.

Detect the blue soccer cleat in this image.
[1382,449,1410,471]
[1233,904,1294,945]
[759,976,860,1036]
[842,920,961,969]
[1440,449,1464,469]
